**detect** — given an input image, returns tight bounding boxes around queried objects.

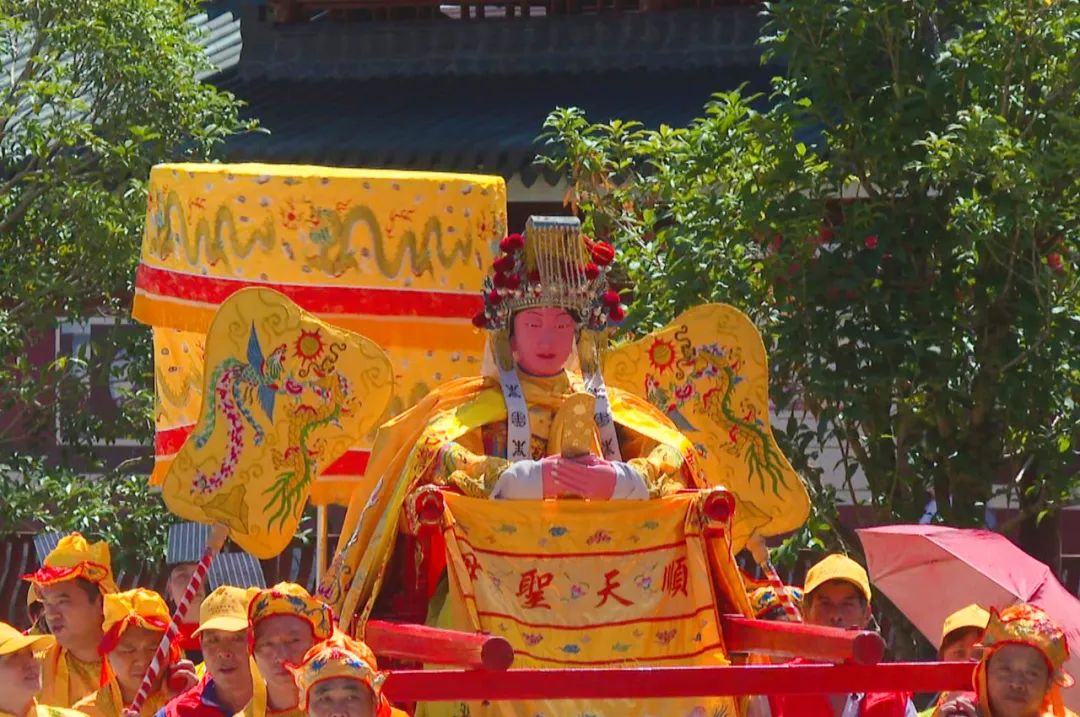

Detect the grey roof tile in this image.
[32,532,65,563]
[208,552,267,590]
[215,65,776,185]
[167,522,212,566]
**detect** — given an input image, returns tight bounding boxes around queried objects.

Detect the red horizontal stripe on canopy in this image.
[136,263,482,318]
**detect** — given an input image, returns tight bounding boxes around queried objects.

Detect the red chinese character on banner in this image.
[662,556,689,597]
[596,569,633,607]
[516,569,554,609]
[462,552,482,581]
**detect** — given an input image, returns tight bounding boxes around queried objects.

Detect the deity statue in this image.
[430,216,700,503]
[325,217,714,616]
[323,217,780,717]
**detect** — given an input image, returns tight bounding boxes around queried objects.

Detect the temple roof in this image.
[216,64,777,186]
[205,4,777,185]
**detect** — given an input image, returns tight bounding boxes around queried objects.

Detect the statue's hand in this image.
[541,455,617,500]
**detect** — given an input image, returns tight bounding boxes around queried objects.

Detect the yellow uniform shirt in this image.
[0,700,89,717]
[72,686,169,717]
[37,645,103,709]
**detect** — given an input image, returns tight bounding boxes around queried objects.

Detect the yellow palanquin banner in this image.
[604,304,810,550]
[134,163,506,503]
[434,492,741,717]
[162,287,393,558]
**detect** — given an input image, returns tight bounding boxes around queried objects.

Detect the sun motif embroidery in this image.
[294,328,325,365]
[648,338,677,373]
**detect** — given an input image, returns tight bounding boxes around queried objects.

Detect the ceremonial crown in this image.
[472,216,625,333]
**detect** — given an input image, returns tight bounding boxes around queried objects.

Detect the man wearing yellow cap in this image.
[157,587,257,717]
[918,605,991,717]
[73,589,189,717]
[244,584,334,717]
[935,604,1077,717]
[770,553,916,717]
[0,621,85,717]
[23,534,118,709]
[288,633,407,717]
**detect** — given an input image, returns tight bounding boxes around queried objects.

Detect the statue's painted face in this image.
[511,307,576,376]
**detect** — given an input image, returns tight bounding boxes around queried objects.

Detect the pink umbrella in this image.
[856,524,1080,711]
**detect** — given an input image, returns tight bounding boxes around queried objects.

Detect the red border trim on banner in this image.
[155,424,370,476]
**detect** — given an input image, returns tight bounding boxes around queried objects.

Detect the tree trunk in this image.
[1017,506,1062,577]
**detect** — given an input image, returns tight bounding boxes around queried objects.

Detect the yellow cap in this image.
[803,554,872,603]
[195,586,258,636]
[941,603,990,645]
[0,621,54,656]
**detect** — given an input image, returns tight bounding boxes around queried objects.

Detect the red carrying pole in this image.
[720,615,885,665]
[366,620,514,671]
[382,662,974,702]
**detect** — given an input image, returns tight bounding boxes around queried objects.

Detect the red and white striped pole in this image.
[123,523,229,717]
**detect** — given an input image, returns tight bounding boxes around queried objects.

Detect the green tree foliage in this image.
[541,0,1079,562]
[0,0,253,569]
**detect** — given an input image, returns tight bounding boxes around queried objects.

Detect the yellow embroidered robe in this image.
[432,371,688,498]
[327,370,707,623]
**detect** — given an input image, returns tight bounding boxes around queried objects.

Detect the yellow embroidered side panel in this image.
[162,287,393,557]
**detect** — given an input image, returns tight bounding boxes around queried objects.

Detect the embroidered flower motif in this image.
[586,530,612,545]
[655,629,678,645]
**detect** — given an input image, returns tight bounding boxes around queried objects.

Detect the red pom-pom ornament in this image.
[500,233,524,252]
[493,255,515,273]
[591,242,616,266]
[471,311,488,328]
[602,289,621,308]
[504,274,521,290]
[487,290,502,305]
[584,262,600,280]
[609,304,626,322]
